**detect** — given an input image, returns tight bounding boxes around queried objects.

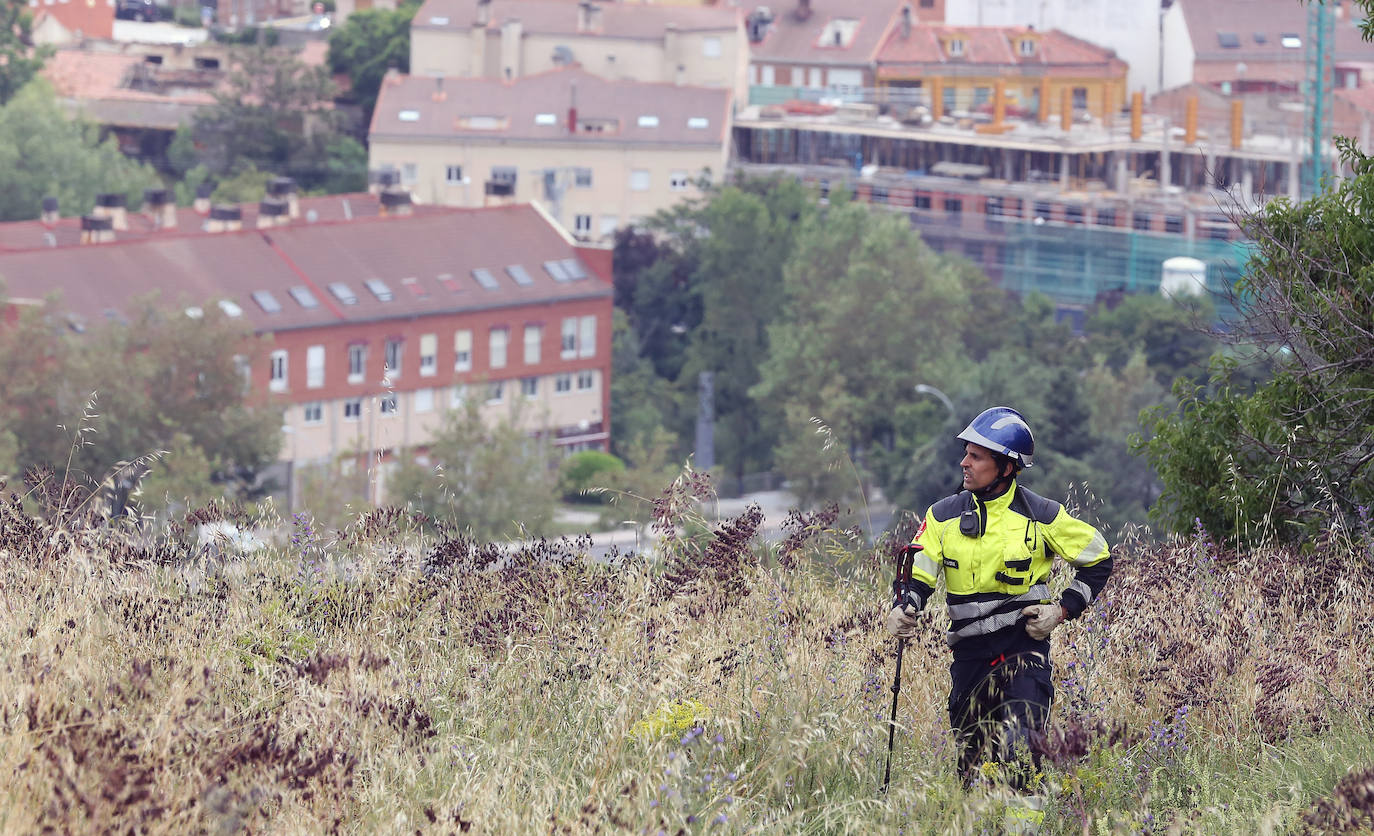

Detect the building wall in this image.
[1160,3,1195,93]
[945,0,1163,94]
[269,294,613,465]
[368,138,728,238]
[410,23,749,101]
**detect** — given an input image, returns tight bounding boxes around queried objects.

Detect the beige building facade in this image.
[368,68,732,239]
[410,0,748,102]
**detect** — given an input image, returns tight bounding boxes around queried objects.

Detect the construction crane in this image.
[1304,0,1335,197]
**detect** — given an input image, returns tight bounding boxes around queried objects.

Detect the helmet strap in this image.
[974,456,1017,500]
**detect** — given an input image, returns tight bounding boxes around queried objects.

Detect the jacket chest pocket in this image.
[997,520,1041,587]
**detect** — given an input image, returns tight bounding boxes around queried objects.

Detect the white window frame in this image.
[269,349,287,392]
[574,167,593,188]
[574,214,592,235]
[554,373,572,394]
[703,36,722,57]
[599,215,619,237]
[577,369,596,391]
[348,343,366,383]
[454,329,472,371]
[521,377,538,398]
[629,169,651,191]
[419,333,437,377]
[384,338,403,375]
[446,164,463,185]
[344,398,362,421]
[561,317,578,359]
[524,324,542,365]
[578,315,596,358]
[306,345,325,389]
[489,327,508,369]
[415,387,434,413]
[669,171,690,191]
[450,384,468,407]
[402,162,418,185]
[303,401,324,425]
[380,393,398,415]
[486,380,504,404]
[760,64,775,86]
[948,38,965,57]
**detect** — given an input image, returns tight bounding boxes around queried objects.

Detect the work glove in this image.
[1022,603,1067,640]
[886,604,920,639]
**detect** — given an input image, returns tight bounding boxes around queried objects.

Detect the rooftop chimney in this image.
[432,76,447,102]
[93,192,128,231]
[41,196,59,225]
[194,181,215,214]
[257,198,290,228]
[476,0,491,26]
[795,0,812,22]
[267,176,300,218]
[206,204,243,233]
[143,188,177,229]
[80,214,115,245]
[371,167,400,196]
[901,6,912,38]
[577,0,601,32]
[379,188,414,217]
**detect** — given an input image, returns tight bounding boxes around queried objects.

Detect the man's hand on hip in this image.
[1022,603,1066,640]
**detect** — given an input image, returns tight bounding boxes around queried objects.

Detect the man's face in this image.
[960,443,1004,492]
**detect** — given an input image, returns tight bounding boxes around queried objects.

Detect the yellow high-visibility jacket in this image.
[895,480,1112,660]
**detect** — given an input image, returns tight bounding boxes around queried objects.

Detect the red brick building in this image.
[0,189,613,505]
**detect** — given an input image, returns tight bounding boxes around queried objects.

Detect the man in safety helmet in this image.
[885,406,1113,793]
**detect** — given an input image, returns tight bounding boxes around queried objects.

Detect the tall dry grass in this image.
[1,472,1372,834]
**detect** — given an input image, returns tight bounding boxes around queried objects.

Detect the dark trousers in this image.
[948,652,1053,790]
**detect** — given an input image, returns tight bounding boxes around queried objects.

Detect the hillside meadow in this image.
[1,472,1372,834]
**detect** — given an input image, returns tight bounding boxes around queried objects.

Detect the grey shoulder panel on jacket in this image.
[1009,486,1061,523]
[929,492,966,522]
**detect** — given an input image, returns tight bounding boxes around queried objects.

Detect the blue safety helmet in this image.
[956,406,1035,469]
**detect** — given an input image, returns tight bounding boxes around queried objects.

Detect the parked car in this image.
[115,0,158,21]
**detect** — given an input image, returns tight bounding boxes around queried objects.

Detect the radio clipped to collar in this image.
[959,492,987,538]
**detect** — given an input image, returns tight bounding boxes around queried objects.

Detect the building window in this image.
[451,384,468,407]
[1019,38,1036,57]
[669,171,690,191]
[524,324,542,364]
[415,387,434,412]
[555,373,572,393]
[384,338,403,375]
[306,345,325,388]
[1065,205,1084,225]
[269,349,287,392]
[419,333,437,376]
[947,38,965,57]
[1072,87,1088,110]
[1165,215,1184,234]
[871,185,888,204]
[1133,212,1152,231]
[574,167,593,188]
[913,193,931,209]
[1034,201,1052,220]
[944,197,962,214]
[561,317,578,358]
[629,169,651,191]
[760,64,775,86]
[521,377,538,398]
[1095,207,1117,227]
[486,381,504,404]
[380,394,398,415]
[599,215,619,237]
[491,165,517,185]
[490,327,508,369]
[703,36,721,57]
[303,402,323,425]
[578,315,596,358]
[348,344,366,382]
[574,214,592,236]
[446,165,463,184]
[344,398,362,420]
[402,163,418,185]
[454,329,472,371]
[973,87,991,107]
[577,370,596,391]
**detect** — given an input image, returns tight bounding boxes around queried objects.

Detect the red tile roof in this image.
[0,203,610,332]
[30,0,116,41]
[747,0,907,66]
[413,0,740,38]
[876,24,1124,71]
[42,48,219,128]
[1177,0,1374,64]
[369,66,731,146]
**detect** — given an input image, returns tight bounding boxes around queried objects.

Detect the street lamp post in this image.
[913,384,956,421]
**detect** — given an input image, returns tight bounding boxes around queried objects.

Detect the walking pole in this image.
[881,543,920,793]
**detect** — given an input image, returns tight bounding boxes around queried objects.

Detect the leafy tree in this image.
[190,45,354,192]
[557,450,625,503]
[609,308,682,461]
[0,81,161,222]
[0,2,49,106]
[1084,293,1216,387]
[612,225,700,382]
[326,4,418,128]
[386,398,557,540]
[1141,140,1374,542]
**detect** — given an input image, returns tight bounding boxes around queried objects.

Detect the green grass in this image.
[1,479,1372,833]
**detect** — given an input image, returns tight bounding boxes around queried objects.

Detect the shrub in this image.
[558,450,625,503]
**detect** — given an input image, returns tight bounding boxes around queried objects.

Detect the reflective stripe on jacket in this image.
[897,480,1112,654]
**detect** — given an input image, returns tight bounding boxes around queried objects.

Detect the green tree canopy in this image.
[0,1,49,106]
[327,4,417,127]
[0,81,161,222]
